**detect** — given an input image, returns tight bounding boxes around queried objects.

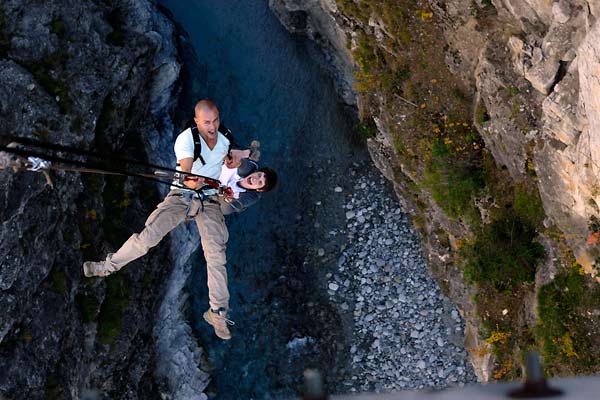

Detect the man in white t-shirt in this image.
[83,99,249,340]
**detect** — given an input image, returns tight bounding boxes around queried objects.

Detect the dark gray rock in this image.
[0,0,181,398]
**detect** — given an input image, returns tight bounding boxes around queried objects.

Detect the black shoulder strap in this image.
[218,123,236,154]
[190,126,206,165]
[189,121,237,165]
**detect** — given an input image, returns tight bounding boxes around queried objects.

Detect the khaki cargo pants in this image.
[102,190,230,310]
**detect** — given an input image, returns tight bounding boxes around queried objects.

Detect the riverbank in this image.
[326,169,477,392]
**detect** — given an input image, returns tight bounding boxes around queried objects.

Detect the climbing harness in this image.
[0,134,235,201]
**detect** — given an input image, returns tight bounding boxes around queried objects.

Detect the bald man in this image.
[83,99,249,340]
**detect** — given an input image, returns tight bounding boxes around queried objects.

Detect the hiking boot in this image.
[203,308,234,340]
[82,261,111,278]
[248,140,260,162]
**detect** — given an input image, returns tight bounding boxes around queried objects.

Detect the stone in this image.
[552,0,571,24]
[525,58,560,95]
[328,282,339,291]
[334,186,343,192]
[346,210,356,219]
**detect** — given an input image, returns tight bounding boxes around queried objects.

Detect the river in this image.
[158,1,372,398]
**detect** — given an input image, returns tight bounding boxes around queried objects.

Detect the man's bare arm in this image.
[178,157,204,189]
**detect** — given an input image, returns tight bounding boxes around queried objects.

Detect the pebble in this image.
[318,248,325,256]
[335,186,343,192]
[323,172,476,392]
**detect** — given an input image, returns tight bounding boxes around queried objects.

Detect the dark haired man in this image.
[219,156,278,215]
[83,99,246,340]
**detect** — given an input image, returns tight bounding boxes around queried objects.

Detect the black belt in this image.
[169,191,218,204]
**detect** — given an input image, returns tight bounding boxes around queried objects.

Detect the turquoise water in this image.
[159,1,368,398]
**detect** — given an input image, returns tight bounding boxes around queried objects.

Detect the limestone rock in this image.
[535,19,600,273]
[494,0,553,28]
[541,66,581,147]
[476,41,541,178]
[552,0,571,24]
[524,57,560,95]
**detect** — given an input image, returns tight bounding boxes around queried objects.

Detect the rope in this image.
[0,143,218,196]
[0,134,188,176]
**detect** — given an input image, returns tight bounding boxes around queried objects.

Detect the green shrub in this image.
[354,32,377,74]
[75,293,98,323]
[392,65,411,87]
[50,17,67,39]
[513,185,545,226]
[451,87,465,100]
[506,86,519,96]
[537,265,600,373]
[50,266,67,295]
[97,274,129,345]
[475,102,490,125]
[357,119,377,139]
[422,138,485,219]
[462,214,544,290]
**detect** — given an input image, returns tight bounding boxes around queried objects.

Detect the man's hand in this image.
[177,157,205,189]
[225,149,250,169]
[183,176,205,189]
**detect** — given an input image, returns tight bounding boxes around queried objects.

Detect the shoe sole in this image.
[83,263,94,278]
[83,262,110,278]
[203,311,232,340]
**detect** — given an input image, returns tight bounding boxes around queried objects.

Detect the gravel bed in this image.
[325,172,478,393]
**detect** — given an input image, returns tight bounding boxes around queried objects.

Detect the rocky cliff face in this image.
[437,0,600,275]
[0,0,182,398]
[269,0,600,382]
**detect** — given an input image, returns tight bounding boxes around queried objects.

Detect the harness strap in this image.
[187,122,237,166]
[190,126,207,165]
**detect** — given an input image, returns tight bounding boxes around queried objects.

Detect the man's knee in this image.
[137,226,166,249]
[204,249,227,267]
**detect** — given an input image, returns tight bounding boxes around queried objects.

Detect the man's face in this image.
[241,171,267,191]
[194,108,220,142]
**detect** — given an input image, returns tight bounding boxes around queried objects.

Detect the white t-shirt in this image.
[172,127,230,192]
[219,165,246,199]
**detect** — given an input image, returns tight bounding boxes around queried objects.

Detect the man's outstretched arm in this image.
[178,157,205,189]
